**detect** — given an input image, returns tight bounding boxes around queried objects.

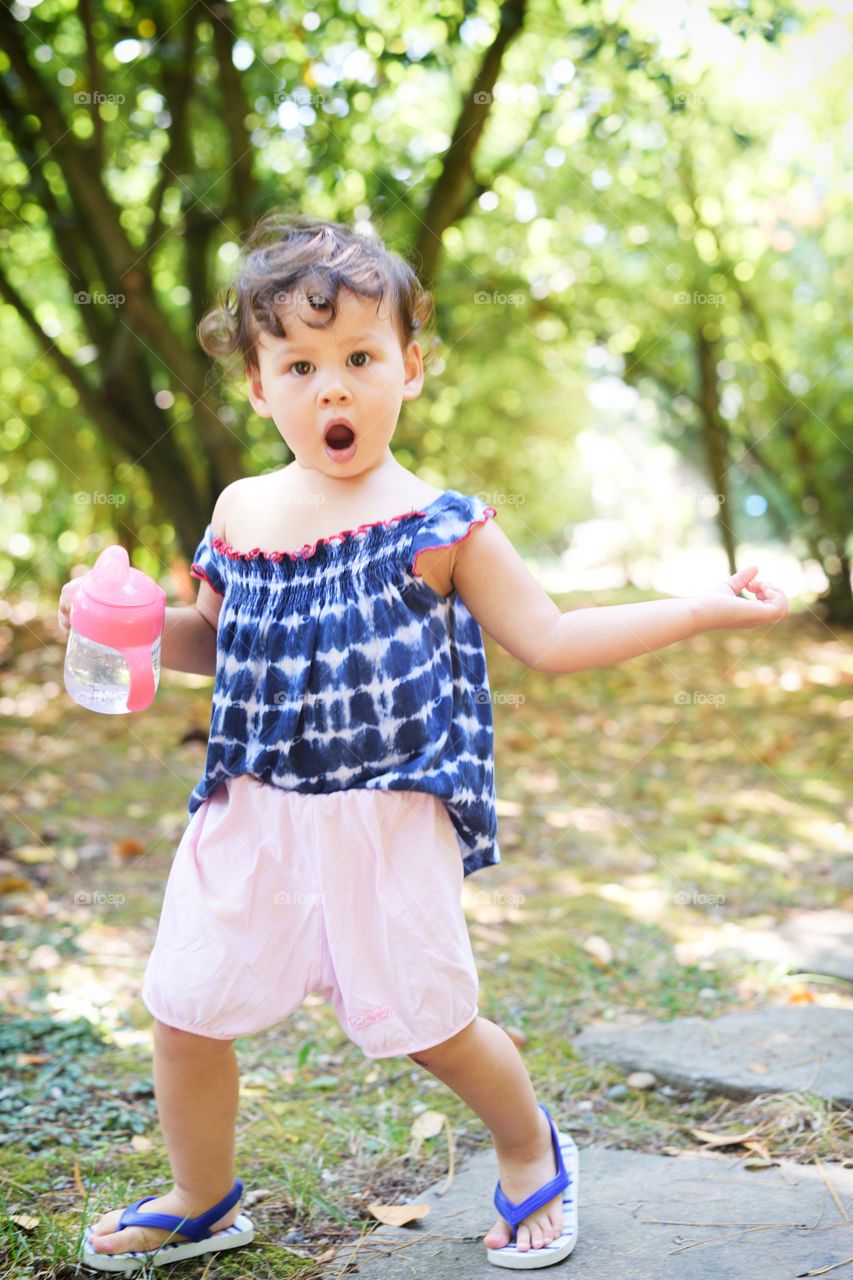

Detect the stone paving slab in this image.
[574,1006,853,1105]
[330,1143,853,1279]
[709,910,853,983]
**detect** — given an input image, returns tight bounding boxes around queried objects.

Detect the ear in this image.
[246,364,273,418]
[401,341,424,401]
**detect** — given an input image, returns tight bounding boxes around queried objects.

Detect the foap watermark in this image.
[74,90,126,106]
[475,491,526,507]
[74,890,126,907]
[74,290,125,308]
[474,688,526,707]
[273,890,325,906]
[676,487,726,515]
[674,291,725,307]
[73,491,127,506]
[272,287,330,311]
[674,891,726,907]
[674,691,726,707]
[273,88,327,108]
[474,290,525,307]
[472,890,526,908]
[674,92,718,108]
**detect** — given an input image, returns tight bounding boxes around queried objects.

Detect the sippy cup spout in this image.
[92,544,133,591]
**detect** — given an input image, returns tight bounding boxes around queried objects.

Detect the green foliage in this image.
[0,0,849,616]
[0,1015,157,1152]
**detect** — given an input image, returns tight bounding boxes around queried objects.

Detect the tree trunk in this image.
[815,550,853,626]
[696,325,737,573]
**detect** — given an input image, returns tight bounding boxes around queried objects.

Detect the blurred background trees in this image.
[0,0,850,618]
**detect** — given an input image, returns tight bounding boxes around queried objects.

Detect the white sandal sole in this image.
[80,1212,255,1273]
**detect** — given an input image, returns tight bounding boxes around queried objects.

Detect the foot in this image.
[484,1108,564,1254]
[86,1187,240,1256]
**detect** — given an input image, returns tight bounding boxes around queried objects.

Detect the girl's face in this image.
[246,287,424,481]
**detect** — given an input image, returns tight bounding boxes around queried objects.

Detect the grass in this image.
[1,587,851,1276]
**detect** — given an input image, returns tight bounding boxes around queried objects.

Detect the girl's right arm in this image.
[57,491,232,678]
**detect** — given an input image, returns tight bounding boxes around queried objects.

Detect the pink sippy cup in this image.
[63,545,167,714]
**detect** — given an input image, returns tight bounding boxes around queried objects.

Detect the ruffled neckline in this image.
[208,490,450,562]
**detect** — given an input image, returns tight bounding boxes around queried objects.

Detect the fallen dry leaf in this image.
[9,1214,39,1231]
[410,1109,445,1155]
[242,1188,278,1209]
[113,838,147,860]
[0,874,35,894]
[367,1201,431,1227]
[742,1140,778,1168]
[583,935,613,966]
[688,1126,761,1148]
[408,1108,456,1196]
[129,1135,154,1153]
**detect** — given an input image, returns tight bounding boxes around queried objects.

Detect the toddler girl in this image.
[59,212,788,1273]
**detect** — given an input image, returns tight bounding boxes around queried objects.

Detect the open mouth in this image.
[324,420,356,450]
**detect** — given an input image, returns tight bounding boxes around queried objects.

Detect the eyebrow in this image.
[277,331,384,351]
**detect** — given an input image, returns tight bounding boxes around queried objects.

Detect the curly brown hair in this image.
[197,211,437,377]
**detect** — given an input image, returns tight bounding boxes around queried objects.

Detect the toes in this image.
[88,1226,163,1255]
[90,1211,121,1236]
[484,1219,511,1249]
[530,1219,547,1248]
[89,1230,131,1254]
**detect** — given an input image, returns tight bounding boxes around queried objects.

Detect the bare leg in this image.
[87,1020,242,1255]
[409,1016,565,1254]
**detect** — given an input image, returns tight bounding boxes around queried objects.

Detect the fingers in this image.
[57,579,81,637]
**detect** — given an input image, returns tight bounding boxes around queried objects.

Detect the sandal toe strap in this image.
[493,1168,570,1229]
[118,1178,244,1243]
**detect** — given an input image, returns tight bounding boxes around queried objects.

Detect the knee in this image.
[408,1016,479,1068]
[154,1018,234,1049]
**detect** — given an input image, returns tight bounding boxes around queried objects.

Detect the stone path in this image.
[575,1005,853,1105]
[332,1143,853,1279]
[330,1004,853,1277]
[706,909,853,985]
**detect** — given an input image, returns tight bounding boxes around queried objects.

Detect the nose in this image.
[318,378,352,409]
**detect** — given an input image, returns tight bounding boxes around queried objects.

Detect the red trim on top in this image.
[190,565,225,596]
[208,507,432,563]
[412,506,498,580]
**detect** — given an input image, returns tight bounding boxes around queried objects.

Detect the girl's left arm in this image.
[452,518,789,675]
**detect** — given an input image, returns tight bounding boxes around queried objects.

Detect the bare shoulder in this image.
[211,472,289,542]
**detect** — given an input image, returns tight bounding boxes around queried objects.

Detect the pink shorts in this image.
[141,776,479,1058]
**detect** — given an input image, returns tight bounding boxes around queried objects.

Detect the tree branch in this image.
[78,0,106,170]
[413,0,530,288]
[208,0,259,220]
[0,7,135,281]
[139,0,202,268]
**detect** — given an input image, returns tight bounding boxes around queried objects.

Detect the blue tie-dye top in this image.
[188,488,501,878]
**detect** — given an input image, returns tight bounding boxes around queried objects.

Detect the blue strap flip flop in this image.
[487,1104,579,1269]
[80,1177,255,1273]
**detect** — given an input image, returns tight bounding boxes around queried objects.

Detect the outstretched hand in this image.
[693,565,790,633]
